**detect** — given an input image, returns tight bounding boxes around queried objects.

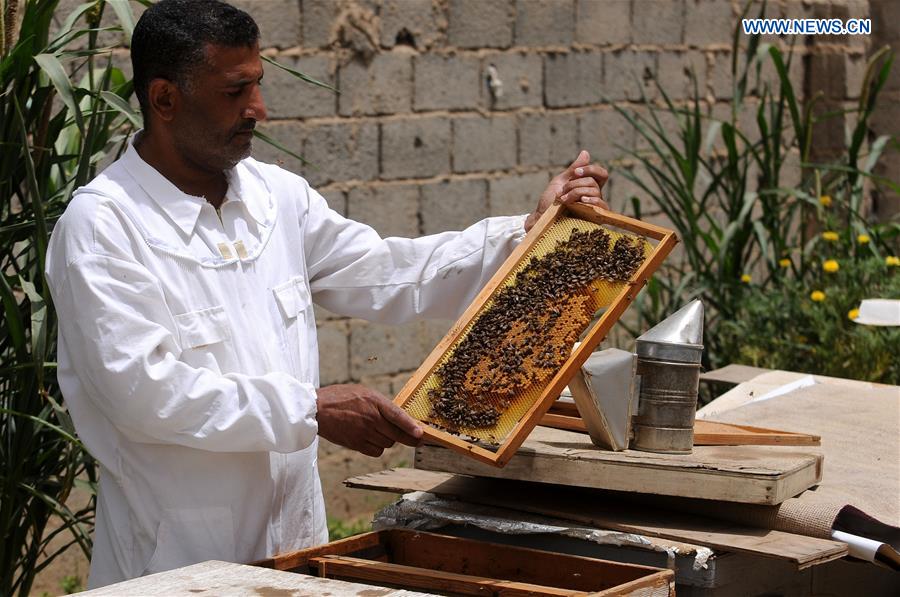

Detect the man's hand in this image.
[525,150,610,232]
[316,384,423,457]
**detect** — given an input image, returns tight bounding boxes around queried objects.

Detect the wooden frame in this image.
[541,408,822,447]
[393,203,678,466]
[256,529,674,596]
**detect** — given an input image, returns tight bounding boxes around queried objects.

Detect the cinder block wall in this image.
[228,0,878,395]
[55,0,884,406]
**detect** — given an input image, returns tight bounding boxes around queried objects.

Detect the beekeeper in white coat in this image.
[45,0,610,588]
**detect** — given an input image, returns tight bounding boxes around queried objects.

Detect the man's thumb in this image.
[569,150,590,171]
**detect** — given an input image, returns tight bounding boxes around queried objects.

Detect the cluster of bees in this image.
[427,227,646,433]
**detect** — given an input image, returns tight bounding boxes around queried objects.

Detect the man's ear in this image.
[147,78,179,124]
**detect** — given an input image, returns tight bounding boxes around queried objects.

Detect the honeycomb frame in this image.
[393,203,678,467]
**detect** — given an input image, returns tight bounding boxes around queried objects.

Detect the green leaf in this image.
[107,0,137,44]
[34,53,85,134]
[253,129,310,166]
[261,55,339,93]
[99,90,143,128]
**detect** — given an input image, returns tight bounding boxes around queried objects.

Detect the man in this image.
[45,0,609,588]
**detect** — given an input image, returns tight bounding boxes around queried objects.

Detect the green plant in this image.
[1,2,330,592]
[327,516,371,540]
[59,573,83,594]
[615,1,899,379]
[1,1,141,594]
[722,253,900,383]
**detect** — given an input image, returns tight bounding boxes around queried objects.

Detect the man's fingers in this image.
[560,189,610,210]
[360,442,385,458]
[378,399,424,445]
[559,187,601,203]
[551,150,592,185]
[562,177,600,194]
[569,149,590,170]
[368,427,397,449]
[571,164,609,185]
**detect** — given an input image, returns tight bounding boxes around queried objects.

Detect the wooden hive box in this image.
[394,203,677,466]
[256,529,675,596]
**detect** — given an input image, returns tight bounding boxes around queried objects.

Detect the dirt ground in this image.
[30,440,410,595]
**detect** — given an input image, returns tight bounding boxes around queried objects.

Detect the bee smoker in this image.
[566,300,705,454]
[631,300,704,454]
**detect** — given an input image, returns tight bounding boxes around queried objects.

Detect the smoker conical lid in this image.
[636,299,704,362]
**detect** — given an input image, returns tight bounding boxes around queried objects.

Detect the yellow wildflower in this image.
[740,274,752,283]
[778,258,791,268]
[887,256,900,267]
[810,290,826,302]
[822,231,839,242]
[856,234,870,244]
[823,259,839,273]
[848,308,860,321]
[819,195,832,207]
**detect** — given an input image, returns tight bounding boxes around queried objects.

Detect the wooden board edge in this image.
[539,414,822,447]
[592,569,675,597]
[344,468,850,568]
[415,443,821,505]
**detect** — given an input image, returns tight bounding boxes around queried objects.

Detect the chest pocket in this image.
[173,306,237,373]
[272,277,313,381]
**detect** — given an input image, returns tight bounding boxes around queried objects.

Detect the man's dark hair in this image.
[131,0,259,125]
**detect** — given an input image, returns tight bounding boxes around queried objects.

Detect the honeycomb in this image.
[401,216,651,446]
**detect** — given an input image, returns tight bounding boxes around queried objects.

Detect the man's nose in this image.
[243,84,268,122]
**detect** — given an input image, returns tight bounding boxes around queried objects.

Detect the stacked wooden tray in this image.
[257,529,674,596]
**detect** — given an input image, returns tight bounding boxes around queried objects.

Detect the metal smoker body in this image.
[568,300,705,454]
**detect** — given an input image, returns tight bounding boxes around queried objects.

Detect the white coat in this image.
[45,140,526,588]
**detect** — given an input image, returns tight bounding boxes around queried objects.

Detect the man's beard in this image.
[175,112,255,172]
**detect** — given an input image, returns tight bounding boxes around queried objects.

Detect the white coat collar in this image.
[121,135,268,237]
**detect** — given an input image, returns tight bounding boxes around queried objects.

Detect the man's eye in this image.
[226,89,242,97]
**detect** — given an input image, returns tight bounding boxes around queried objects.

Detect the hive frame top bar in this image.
[393,202,678,467]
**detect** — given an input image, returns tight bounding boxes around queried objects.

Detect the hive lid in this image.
[636,299,704,363]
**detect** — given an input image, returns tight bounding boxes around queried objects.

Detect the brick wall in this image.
[222,0,880,394]
[53,0,886,416]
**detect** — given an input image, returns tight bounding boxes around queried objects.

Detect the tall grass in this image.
[1,2,327,592]
[0,1,142,594]
[615,2,898,372]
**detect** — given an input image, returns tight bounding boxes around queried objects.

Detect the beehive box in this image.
[256,529,675,596]
[394,203,677,466]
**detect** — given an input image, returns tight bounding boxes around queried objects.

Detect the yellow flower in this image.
[848,308,860,320]
[823,259,839,273]
[857,234,870,244]
[778,258,791,268]
[740,274,752,283]
[887,256,900,267]
[819,195,832,207]
[810,290,826,302]
[822,231,839,242]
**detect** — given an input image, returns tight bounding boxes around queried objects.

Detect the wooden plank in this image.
[312,555,583,596]
[417,425,823,505]
[76,560,430,596]
[539,413,821,446]
[393,203,677,467]
[693,420,821,446]
[346,468,849,569]
[699,364,773,385]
